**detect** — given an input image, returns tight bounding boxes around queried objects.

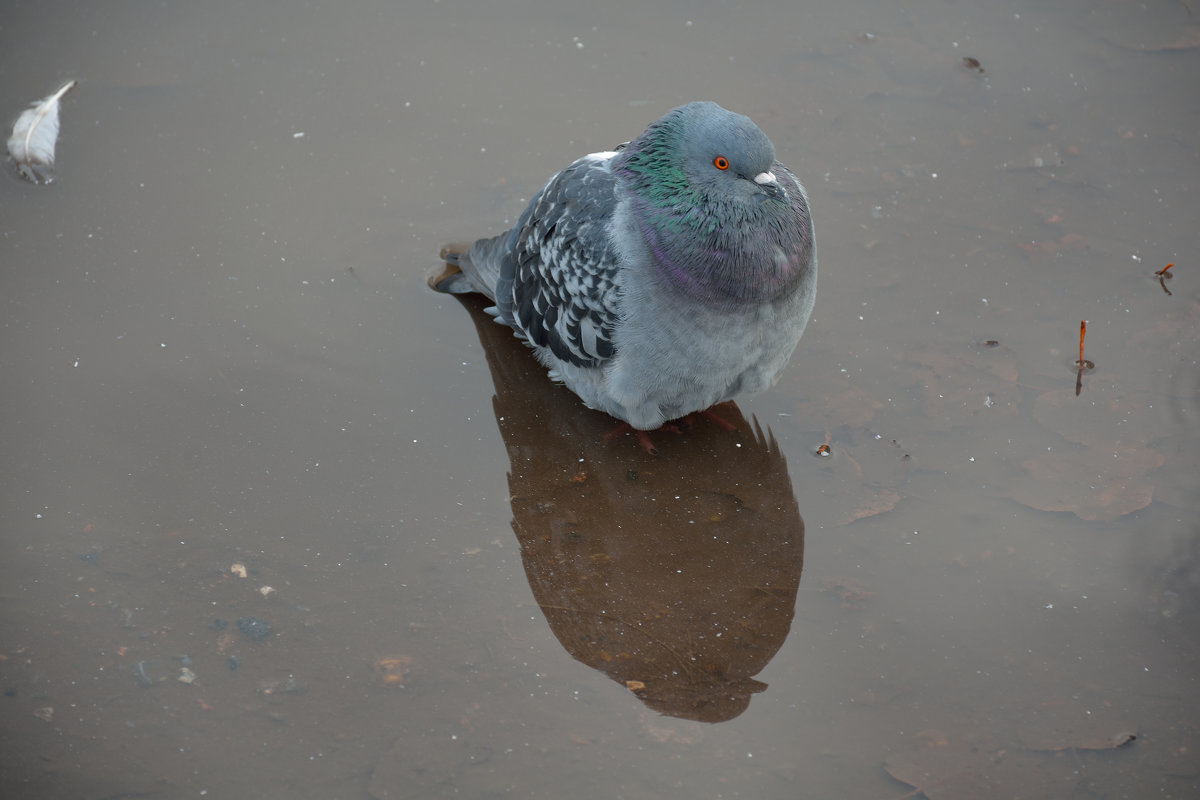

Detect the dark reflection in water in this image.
[454,294,805,723]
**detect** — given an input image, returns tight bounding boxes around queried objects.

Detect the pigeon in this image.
[434,101,816,436]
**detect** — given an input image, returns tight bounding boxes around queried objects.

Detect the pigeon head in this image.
[614,102,813,308]
[680,103,778,202]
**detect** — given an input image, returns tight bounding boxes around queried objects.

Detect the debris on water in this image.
[215,631,236,654]
[1109,731,1138,748]
[1024,725,1140,752]
[373,655,414,688]
[177,667,197,685]
[258,585,275,597]
[257,674,304,696]
[228,655,240,671]
[237,616,273,641]
[133,660,154,687]
[33,707,54,722]
[230,562,248,578]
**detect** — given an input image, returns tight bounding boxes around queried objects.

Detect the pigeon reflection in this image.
[454,294,805,723]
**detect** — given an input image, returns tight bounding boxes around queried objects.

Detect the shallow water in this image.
[2,1,1197,798]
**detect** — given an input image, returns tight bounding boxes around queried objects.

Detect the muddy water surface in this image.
[2,1,1198,798]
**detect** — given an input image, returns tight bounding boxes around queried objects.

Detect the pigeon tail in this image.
[431,233,507,299]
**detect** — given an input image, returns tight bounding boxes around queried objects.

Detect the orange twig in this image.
[1155,262,1174,276]
[1074,320,1090,397]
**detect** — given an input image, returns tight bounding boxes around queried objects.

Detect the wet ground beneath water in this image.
[2,1,1198,798]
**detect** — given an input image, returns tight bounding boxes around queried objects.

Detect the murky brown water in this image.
[3,1,1198,798]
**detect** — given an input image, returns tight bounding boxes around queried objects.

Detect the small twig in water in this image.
[1074,320,1094,397]
[1157,263,1175,295]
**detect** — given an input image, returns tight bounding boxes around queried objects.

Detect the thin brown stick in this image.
[1075,321,1088,396]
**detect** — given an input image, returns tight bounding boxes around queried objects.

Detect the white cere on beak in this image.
[753,171,777,185]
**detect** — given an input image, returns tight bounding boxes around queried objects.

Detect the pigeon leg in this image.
[603,409,746,454]
[604,421,686,455]
[696,405,738,432]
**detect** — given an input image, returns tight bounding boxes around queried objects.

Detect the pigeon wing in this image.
[500,154,622,369]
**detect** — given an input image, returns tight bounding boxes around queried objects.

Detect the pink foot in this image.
[696,407,738,432]
[604,422,677,455]
[604,405,738,454]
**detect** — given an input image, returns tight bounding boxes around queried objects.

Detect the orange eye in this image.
[713,156,729,170]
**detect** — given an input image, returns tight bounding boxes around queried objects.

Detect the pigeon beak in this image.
[753,171,784,200]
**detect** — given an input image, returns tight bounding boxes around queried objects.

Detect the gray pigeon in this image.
[434,101,816,434]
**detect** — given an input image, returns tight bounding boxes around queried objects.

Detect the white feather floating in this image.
[7,79,77,184]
